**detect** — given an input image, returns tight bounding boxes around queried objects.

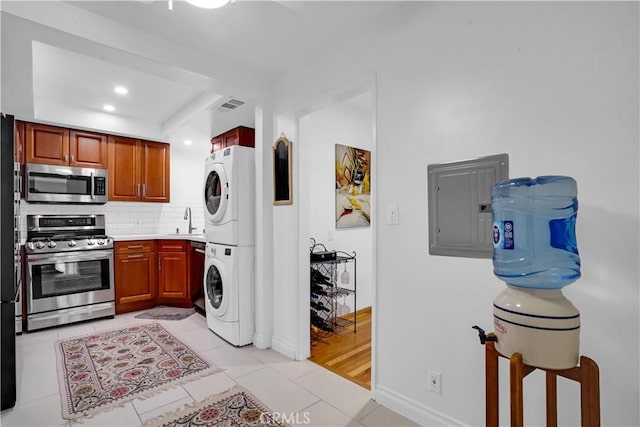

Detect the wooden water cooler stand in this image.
[476,329,601,427]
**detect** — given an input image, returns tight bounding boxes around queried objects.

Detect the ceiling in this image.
[1,1,398,146]
[67,0,398,77]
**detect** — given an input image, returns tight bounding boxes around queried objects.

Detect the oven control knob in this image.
[47,241,57,248]
[27,242,34,251]
[97,239,105,245]
[68,240,77,247]
[35,241,45,249]
[87,239,95,246]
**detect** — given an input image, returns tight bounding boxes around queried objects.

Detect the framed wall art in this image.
[273,135,293,205]
[335,144,371,228]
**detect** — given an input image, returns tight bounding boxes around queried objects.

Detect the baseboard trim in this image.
[375,385,468,426]
[271,336,297,360]
[252,333,272,350]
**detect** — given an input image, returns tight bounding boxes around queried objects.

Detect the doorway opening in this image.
[309,306,372,389]
[299,91,374,389]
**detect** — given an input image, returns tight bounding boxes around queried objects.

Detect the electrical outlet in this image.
[428,369,441,394]
[387,204,399,225]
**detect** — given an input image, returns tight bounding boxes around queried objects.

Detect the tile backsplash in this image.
[19,201,205,239]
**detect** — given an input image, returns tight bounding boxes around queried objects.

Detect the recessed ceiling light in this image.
[184,140,193,146]
[103,104,115,112]
[114,86,128,95]
[185,0,230,8]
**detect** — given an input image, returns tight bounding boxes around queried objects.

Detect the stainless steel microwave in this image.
[25,163,107,204]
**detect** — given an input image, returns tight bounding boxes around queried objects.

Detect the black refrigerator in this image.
[0,113,18,411]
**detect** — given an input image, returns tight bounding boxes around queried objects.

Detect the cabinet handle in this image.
[137,184,141,198]
[127,244,144,249]
[158,258,162,271]
[127,254,144,259]
[70,154,75,163]
[143,184,147,198]
[195,248,205,254]
[63,154,68,162]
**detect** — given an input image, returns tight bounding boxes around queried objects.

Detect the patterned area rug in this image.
[134,306,196,321]
[55,323,220,420]
[144,386,286,427]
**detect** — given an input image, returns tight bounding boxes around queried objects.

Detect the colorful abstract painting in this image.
[335,144,371,228]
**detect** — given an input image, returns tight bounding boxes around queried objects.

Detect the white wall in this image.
[300,98,373,311]
[272,2,639,426]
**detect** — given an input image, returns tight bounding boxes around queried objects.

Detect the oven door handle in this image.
[27,250,114,265]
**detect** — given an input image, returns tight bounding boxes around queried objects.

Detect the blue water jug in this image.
[491,176,580,289]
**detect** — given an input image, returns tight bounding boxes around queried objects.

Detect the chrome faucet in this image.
[184,207,196,234]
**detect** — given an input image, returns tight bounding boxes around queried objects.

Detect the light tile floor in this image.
[1,311,420,427]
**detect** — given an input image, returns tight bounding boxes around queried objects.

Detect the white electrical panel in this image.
[427,154,509,258]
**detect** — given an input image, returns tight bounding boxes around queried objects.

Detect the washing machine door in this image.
[204,163,228,224]
[205,261,229,317]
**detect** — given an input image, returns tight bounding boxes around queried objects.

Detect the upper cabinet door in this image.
[108,136,141,201]
[210,135,223,153]
[69,130,108,169]
[25,123,69,166]
[141,141,170,203]
[223,130,239,148]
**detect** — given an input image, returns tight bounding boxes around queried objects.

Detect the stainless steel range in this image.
[25,214,115,331]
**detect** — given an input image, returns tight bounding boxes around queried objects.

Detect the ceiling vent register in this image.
[217,98,245,112]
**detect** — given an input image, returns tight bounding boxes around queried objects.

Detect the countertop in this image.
[110,234,206,243]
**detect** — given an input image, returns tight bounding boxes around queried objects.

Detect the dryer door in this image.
[205,261,229,317]
[204,163,229,224]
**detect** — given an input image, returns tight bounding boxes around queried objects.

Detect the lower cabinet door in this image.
[157,252,187,300]
[114,252,157,314]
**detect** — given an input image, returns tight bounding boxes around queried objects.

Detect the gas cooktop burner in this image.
[26,236,113,253]
[25,214,113,254]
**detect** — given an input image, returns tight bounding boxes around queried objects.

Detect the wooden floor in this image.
[309,307,372,389]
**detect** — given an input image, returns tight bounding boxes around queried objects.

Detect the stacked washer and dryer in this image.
[203,145,255,346]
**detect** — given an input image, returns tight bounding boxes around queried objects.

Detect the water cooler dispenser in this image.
[491,176,581,370]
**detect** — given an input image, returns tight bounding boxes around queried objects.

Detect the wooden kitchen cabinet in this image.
[141,141,171,202]
[69,129,108,169]
[25,122,107,168]
[210,126,255,153]
[210,135,224,153]
[25,123,68,166]
[108,136,170,202]
[107,136,138,201]
[114,241,157,314]
[156,240,190,306]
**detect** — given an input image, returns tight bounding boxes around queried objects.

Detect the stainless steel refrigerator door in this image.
[1,113,17,410]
